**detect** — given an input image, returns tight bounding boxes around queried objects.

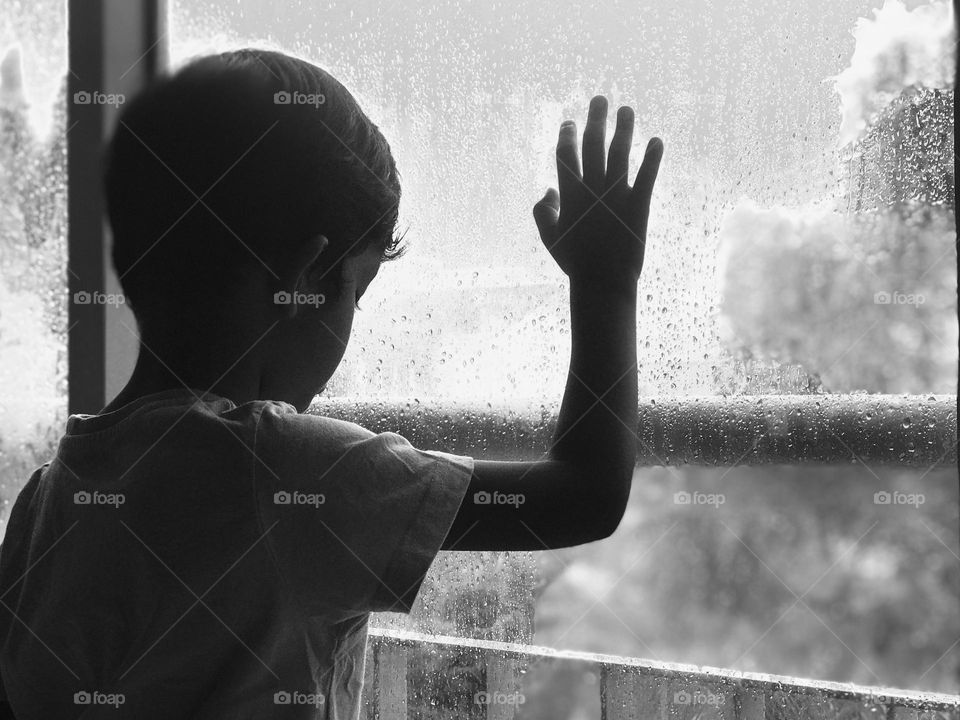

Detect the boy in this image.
[0,49,662,718]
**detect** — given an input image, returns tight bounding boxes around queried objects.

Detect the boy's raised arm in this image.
[443,96,663,551]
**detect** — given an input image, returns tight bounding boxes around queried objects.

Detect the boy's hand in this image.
[533,96,663,294]
[445,95,661,552]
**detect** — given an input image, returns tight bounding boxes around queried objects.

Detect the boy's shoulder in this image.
[248,399,383,462]
[82,390,375,445]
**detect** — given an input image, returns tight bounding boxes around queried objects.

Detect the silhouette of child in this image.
[0,49,662,719]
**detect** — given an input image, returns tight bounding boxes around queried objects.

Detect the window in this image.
[1,0,954,714]
[167,0,957,703]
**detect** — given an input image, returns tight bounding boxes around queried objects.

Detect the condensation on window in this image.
[164,0,957,701]
[172,0,955,404]
[0,1,68,543]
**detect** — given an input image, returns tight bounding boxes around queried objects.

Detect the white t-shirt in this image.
[0,388,473,719]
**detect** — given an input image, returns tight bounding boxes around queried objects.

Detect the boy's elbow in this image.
[591,495,628,540]
[579,468,632,541]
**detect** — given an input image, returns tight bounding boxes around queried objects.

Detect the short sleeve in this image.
[252,403,473,619]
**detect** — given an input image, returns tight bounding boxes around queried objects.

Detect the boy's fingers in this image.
[630,137,664,227]
[582,96,607,191]
[533,188,560,242]
[556,121,581,200]
[606,106,634,189]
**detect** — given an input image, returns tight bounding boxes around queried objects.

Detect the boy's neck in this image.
[101,350,261,414]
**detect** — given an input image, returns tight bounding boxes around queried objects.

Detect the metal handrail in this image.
[310,394,957,467]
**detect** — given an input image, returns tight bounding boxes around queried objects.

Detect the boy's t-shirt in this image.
[0,389,473,719]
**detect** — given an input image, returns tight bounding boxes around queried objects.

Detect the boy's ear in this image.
[276,234,328,318]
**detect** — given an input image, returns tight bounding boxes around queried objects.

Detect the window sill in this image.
[364,628,960,719]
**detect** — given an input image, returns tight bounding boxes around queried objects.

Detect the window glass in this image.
[171,0,955,401]
[0,0,68,542]
[533,465,958,702]
[165,0,957,696]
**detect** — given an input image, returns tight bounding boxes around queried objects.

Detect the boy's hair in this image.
[104,49,404,321]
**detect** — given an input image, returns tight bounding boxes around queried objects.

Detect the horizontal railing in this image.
[311,394,957,467]
[363,628,960,720]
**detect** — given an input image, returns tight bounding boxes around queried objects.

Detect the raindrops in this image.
[1,3,70,544]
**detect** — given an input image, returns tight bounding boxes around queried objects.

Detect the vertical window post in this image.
[67,0,166,414]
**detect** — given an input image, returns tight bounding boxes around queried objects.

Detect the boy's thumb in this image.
[532,188,560,239]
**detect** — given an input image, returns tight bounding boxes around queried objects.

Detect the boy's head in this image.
[104,49,404,409]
